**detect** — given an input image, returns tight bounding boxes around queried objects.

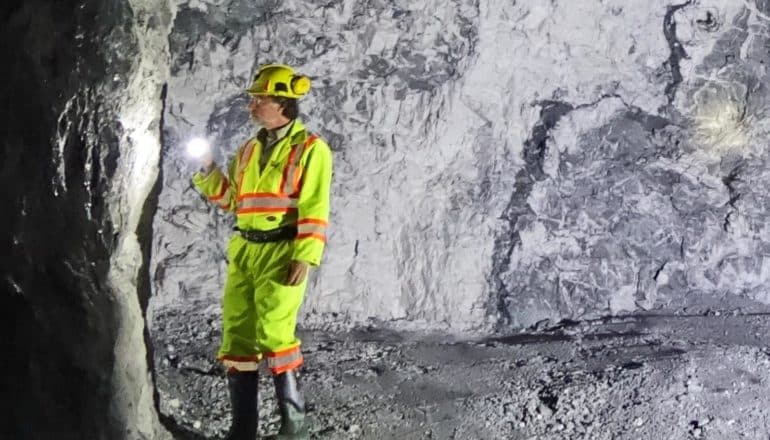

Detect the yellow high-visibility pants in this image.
[217,234,306,375]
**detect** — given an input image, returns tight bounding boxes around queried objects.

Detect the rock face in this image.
[153,0,770,334]
[1,0,172,438]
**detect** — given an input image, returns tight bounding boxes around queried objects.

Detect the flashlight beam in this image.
[186,137,211,159]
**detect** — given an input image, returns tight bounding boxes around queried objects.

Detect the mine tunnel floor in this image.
[153,310,770,439]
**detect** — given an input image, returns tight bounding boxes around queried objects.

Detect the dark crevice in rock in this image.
[721,166,742,232]
[138,82,168,429]
[524,101,575,181]
[653,262,668,282]
[662,1,693,106]
[489,92,680,330]
[488,92,675,330]
[490,100,573,329]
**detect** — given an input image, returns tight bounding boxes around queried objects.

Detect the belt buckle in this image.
[251,230,268,241]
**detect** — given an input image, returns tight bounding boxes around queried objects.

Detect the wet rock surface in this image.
[154,310,770,439]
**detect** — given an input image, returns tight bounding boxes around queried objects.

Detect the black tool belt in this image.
[236,225,297,243]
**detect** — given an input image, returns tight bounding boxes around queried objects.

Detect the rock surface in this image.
[152,0,770,334]
[2,0,173,438]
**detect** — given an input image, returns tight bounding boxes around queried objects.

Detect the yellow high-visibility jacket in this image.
[192,119,333,266]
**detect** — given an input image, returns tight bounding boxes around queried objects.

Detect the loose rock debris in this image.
[153,309,770,439]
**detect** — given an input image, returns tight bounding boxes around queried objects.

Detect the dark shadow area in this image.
[0,0,136,438]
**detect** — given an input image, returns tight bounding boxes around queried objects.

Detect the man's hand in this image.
[186,138,214,172]
[198,152,215,174]
[285,260,309,286]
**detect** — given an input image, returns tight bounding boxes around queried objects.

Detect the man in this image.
[191,63,333,439]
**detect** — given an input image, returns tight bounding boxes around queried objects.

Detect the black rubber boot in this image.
[225,370,259,440]
[272,369,309,439]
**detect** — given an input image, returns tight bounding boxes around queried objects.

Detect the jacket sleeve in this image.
[192,149,240,212]
[292,138,333,266]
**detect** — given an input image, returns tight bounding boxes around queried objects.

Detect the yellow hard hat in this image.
[247,64,311,99]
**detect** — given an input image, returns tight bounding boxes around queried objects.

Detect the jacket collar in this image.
[285,119,306,143]
[266,120,294,143]
[259,119,307,145]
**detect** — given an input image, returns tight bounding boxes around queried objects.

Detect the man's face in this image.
[248,95,285,127]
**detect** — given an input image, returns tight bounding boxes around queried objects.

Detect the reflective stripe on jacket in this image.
[192,119,333,266]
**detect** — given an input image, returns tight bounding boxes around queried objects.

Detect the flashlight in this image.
[186,137,211,159]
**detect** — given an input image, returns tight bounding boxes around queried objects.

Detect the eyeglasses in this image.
[251,95,271,105]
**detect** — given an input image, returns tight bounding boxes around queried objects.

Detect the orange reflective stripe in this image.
[235,139,256,191]
[238,207,295,215]
[236,192,297,214]
[282,134,318,196]
[266,346,303,374]
[297,136,318,194]
[264,345,301,358]
[280,144,300,195]
[298,218,327,226]
[209,179,230,202]
[293,165,303,192]
[237,192,290,201]
[297,222,326,236]
[271,357,304,375]
[297,233,326,243]
[237,195,298,211]
[297,218,327,238]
